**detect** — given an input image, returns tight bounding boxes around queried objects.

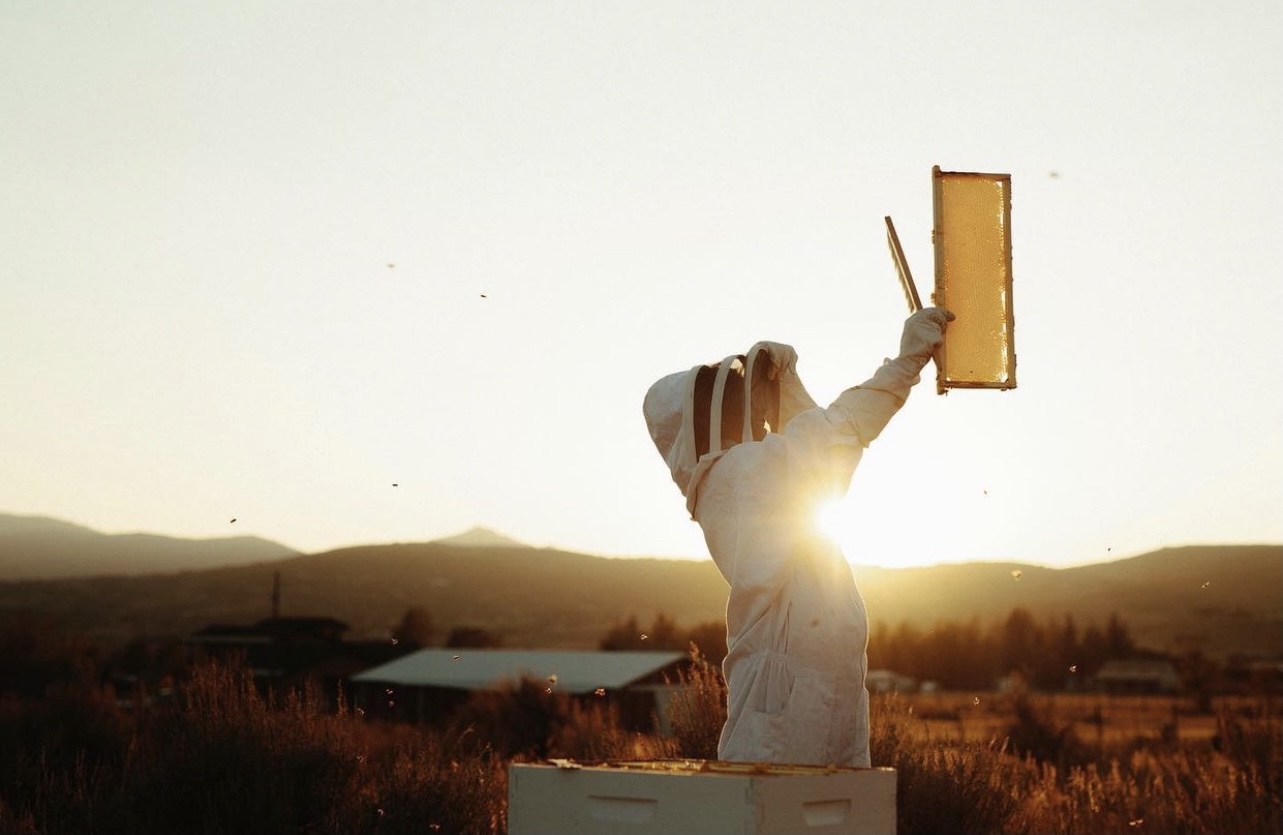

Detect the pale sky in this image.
[3,1,1280,570]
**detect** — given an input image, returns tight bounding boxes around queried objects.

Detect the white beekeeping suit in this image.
[642,307,953,767]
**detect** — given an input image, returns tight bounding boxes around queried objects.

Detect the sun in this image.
[815,499,849,546]
[814,496,938,570]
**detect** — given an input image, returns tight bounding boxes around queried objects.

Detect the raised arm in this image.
[828,307,953,446]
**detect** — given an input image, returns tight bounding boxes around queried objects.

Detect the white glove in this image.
[748,341,798,380]
[898,307,955,364]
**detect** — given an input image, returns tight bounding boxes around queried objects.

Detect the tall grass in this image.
[665,643,726,760]
[867,690,1281,835]
[870,693,1027,835]
[2,653,1278,834]
[1,660,505,835]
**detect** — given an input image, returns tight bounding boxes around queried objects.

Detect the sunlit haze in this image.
[3,1,1280,570]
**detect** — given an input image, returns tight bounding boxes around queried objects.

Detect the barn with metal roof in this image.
[350,649,690,729]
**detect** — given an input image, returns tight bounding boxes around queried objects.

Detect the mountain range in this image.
[0,513,298,579]
[0,512,1278,660]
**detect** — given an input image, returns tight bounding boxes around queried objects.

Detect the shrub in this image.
[546,699,676,762]
[120,661,367,834]
[446,677,573,761]
[352,728,506,835]
[664,644,726,760]
[0,658,510,835]
[1001,688,1093,768]
[871,694,1026,835]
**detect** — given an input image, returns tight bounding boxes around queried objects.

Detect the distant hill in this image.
[432,526,527,549]
[0,526,1277,660]
[851,544,1282,662]
[0,512,299,579]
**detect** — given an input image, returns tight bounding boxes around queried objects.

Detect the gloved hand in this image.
[748,341,799,380]
[898,307,955,364]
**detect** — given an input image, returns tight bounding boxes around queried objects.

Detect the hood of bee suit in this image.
[643,346,781,509]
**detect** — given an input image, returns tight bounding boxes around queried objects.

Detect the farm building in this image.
[1093,659,1182,694]
[350,648,689,731]
[185,616,410,703]
[866,669,918,693]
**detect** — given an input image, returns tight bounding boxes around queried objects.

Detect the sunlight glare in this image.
[814,494,942,570]
[815,499,847,546]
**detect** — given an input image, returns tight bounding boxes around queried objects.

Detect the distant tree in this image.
[643,612,682,649]
[871,609,1141,692]
[0,613,98,697]
[599,618,726,664]
[392,606,435,648]
[997,607,1041,682]
[1105,612,1136,658]
[444,626,503,648]
[1177,648,1222,712]
[1079,623,1110,676]
[685,620,728,667]
[919,617,996,690]
[868,620,892,668]
[600,610,703,656]
[599,615,644,650]
[1051,614,1081,688]
[869,620,923,679]
[599,612,687,652]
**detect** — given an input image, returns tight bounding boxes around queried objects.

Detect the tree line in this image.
[593,607,1143,692]
[0,604,1148,701]
[870,608,1138,690]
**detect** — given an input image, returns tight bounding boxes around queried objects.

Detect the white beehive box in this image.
[508,760,896,835]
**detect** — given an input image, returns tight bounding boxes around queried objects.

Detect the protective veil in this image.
[642,309,949,767]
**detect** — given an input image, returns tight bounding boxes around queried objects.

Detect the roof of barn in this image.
[350,648,687,695]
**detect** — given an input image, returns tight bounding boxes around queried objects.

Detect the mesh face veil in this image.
[643,346,781,499]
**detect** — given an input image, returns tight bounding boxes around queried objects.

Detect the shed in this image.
[350,649,688,729]
[1094,659,1182,694]
[866,669,917,693]
[184,616,411,706]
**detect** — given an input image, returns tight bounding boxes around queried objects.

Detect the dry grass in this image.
[665,643,727,760]
[1,655,1279,834]
[1,660,505,835]
[870,689,1281,835]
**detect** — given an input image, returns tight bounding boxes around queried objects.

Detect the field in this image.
[1,654,1279,835]
[870,687,1282,835]
[894,691,1258,748]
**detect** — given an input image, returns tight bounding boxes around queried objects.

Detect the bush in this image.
[446,677,572,761]
[1001,688,1093,768]
[666,645,726,760]
[0,658,510,835]
[352,728,506,835]
[870,694,1026,835]
[113,662,363,834]
[547,699,676,762]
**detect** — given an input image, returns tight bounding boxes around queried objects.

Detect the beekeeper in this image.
[642,307,953,767]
